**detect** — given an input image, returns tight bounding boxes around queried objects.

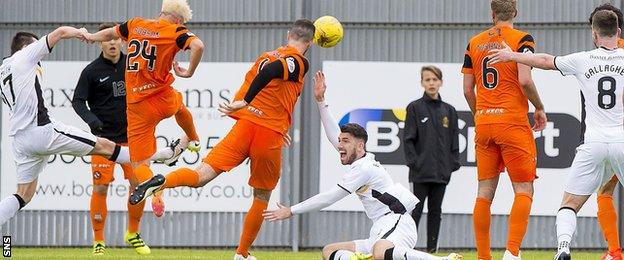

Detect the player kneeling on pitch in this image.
[488,9,624,260]
[263,72,462,260]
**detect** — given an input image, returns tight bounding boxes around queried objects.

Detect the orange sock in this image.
[90,192,107,241]
[507,193,533,256]
[474,197,492,260]
[134,164,154,183]
[236,198,268,257]
[175,106,200,141]
[127,193,145,233]
[163,168,200,188]
[598,195,621,253]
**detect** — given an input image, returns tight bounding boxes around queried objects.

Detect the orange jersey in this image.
[462,25,536,126]
[619,38,624,48]
[229,46,308,135]
[115,17,197,103]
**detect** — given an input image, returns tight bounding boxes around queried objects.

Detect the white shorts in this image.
[354,213,417,254]
[565,142,624,195]
[11,121,97,184]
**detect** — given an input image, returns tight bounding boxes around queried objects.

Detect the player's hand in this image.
[313,71,327,102]
[283,133,292,147]
[218,100,248,115]
[487,41,514,64]
[173,61,192,78]
[262,202,292,221]
[532,109,547,131]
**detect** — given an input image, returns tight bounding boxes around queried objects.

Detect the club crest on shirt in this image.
[286,57,296,73]
[442,116,449,128]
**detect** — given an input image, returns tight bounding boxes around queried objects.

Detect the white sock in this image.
[392,246,441,260]
[151,147,174,161]
[330,250,355,260]
[112,146,131,164]
[0,195,22,226]
[556,208,576,249]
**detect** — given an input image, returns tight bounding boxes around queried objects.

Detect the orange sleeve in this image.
[461,42,474,74]
[278,56,307,82]
[115,18,135,41]
[517,33,535,53]
[175,26,198,50]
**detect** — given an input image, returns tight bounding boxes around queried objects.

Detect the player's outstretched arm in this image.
[174,39,204,78]
[262,186,349,221]
[218,60,285,115]
[47,26,89,49]
[488,41,556,70]
[83,27,119,43]
[314,71,340,151]
[463,73,477,115]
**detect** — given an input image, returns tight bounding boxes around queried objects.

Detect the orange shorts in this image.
[204,119,283,190]
[92,150,133,186]
[126,88,182,162]
[475,124,537,182]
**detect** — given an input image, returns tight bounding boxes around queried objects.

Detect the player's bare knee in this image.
[512,181,534,196]
[196,163,218,186]
[372,240,394,260]
[322,244,340,260]
[560,193,589,212]
[92,137,116,156]
[598,178,618,195]
[93,184,108,196]
[253,188,272,202]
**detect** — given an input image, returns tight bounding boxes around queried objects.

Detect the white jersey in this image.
[555,47,624,143]
[338,153,419,221]
[0,35,52,136]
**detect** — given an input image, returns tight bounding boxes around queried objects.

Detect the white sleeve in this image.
[554,52,583,76]
[291,185,349,214]
[338,165,373,193]
[17,35,52,66]
[317,100,341,151]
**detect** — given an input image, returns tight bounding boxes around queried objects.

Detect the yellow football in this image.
[313,16,344,48]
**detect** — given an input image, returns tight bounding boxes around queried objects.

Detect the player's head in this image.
[10,32,39,55]
[591,10,620,42]
[420,65,443,98]
[161,0,193,24]
[338,123,368,165]
[287,19,316,52]
[589,3,623,30]
[491,0,517,23]
[98,22,122,59]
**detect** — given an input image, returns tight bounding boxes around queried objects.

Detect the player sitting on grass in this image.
[262,71,462,260]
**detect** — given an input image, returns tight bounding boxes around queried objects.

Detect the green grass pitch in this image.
[8,248,604,259]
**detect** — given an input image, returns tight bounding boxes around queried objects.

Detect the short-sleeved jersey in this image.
[0,35,52,136]
[554,48,624,143]
[338,153,419,222]
[462,25,536,126]
[115,17,197,103]
[229,45,308,135]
